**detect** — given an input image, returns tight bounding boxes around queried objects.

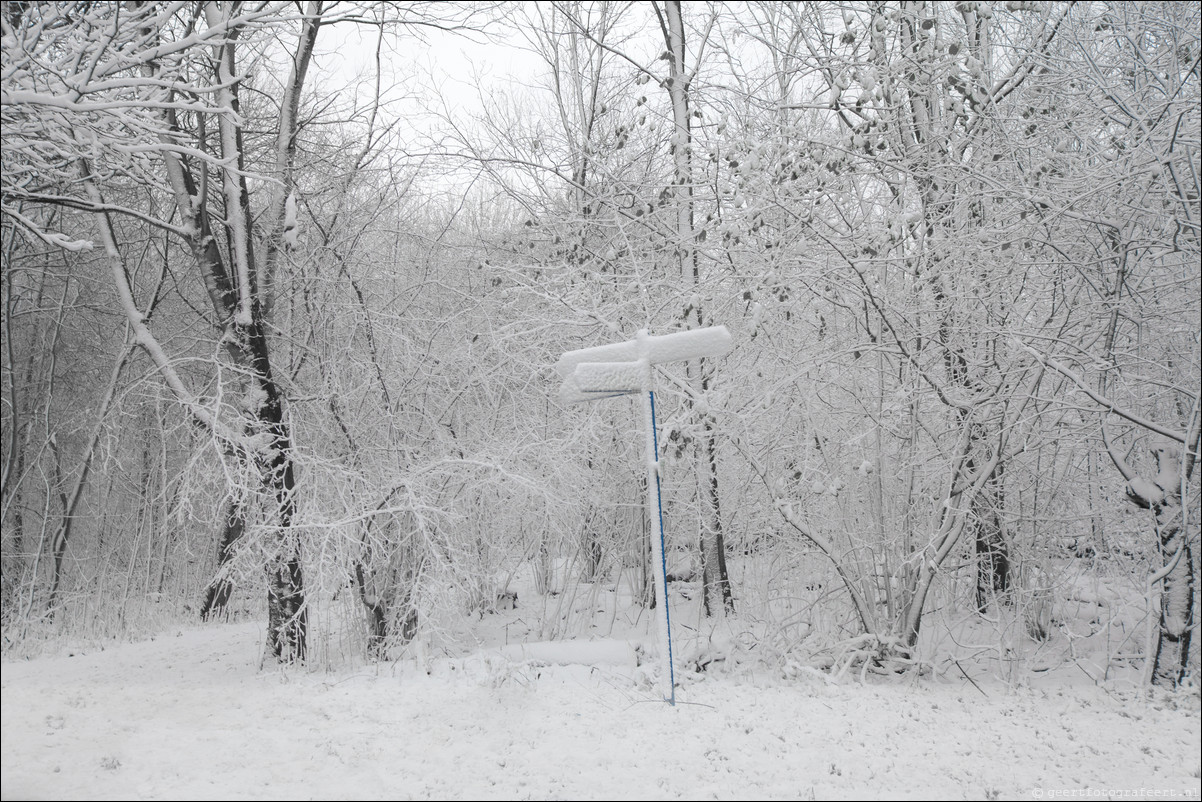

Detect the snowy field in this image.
[3,618,1199,801]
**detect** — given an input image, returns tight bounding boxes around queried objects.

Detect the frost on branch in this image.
[14,216,95,252]
[1125,476,1164,507]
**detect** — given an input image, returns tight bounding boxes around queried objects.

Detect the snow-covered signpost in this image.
[556,326,733,705]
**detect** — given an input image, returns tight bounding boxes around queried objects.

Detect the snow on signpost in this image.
[555,326,733,705]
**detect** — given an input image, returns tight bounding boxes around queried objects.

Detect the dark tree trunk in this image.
[246,315,306,662]
[701,416,735,615]
[357,580,417,661]
[659,0,734,617]
[582,512,603,583]
[1113,442,1196,688]
[354,507,419,661]
[199,504,244,620]
[267,549,307,663]
[974,463,1011,613]
[1149,497,1195,687]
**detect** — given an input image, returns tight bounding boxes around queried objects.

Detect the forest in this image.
[2,0,1199,697]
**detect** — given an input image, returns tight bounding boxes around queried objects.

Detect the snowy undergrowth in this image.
[4,548,1180,702]
[278,549,1183,707]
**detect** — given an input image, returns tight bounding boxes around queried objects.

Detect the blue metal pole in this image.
[645,387,675,705]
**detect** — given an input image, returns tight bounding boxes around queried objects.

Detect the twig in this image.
[955,659,988,697]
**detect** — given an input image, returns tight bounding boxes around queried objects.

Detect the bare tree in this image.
[2,2,327,659]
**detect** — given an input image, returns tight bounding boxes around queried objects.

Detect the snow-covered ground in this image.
[3,618,1199,801]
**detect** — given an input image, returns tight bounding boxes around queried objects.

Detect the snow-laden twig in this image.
[1017,341,1192,444]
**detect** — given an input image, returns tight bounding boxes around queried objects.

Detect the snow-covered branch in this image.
[1018,341,1191,444]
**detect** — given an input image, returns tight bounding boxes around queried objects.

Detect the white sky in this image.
[311,13,548,131]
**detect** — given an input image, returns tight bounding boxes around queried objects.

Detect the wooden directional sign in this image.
[557,326,732,405]
[554,325,733,705]
[571,360,650,396]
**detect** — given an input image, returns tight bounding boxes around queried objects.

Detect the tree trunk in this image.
[353,502,422,660]
[1138,443,1196,687]
[244,315,307,662]
[145,5,317,661]
[46,333,133,620]
[199,502,243,620]
[700,415,734,615]
[1150,502,1194,687]
[973,462,1011,612]
[659,0,734,617]
[581,504,603,582]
